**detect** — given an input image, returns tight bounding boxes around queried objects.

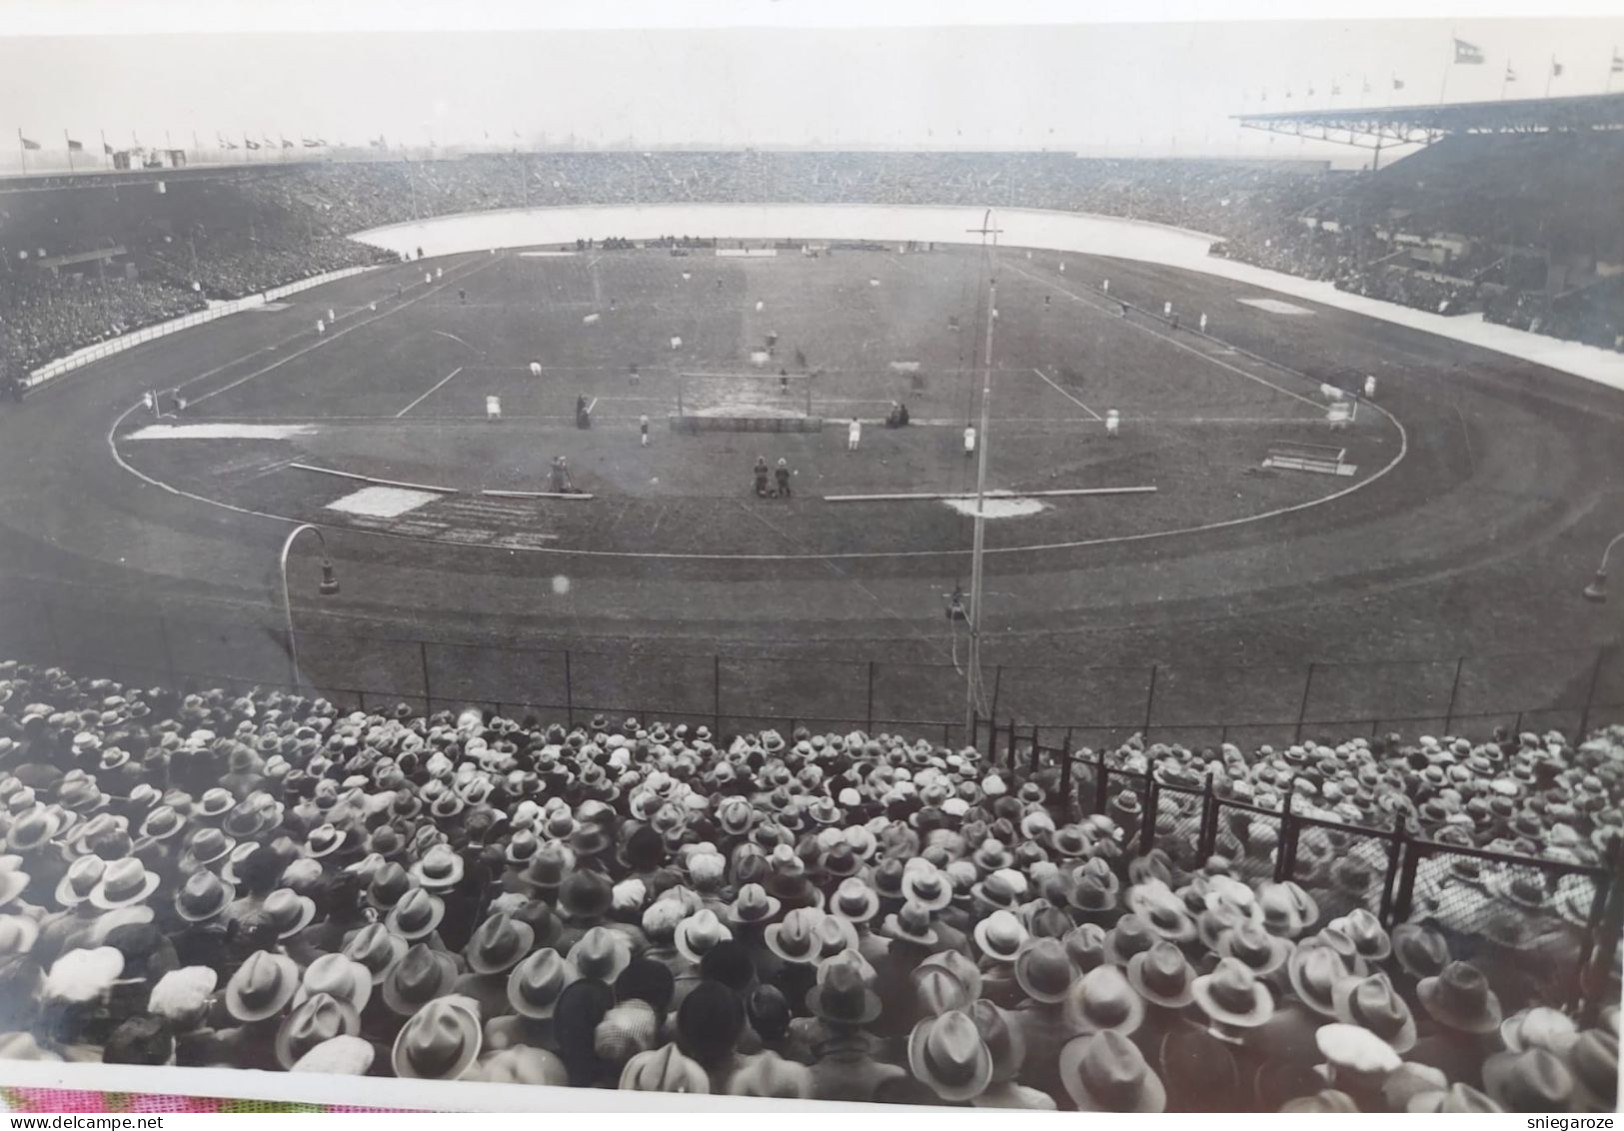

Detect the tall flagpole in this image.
[964,208,1001,744]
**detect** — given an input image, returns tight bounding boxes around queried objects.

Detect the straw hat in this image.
[294,953,372,1013]
[973,909,1029,963]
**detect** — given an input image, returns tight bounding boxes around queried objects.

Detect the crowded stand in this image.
[0,660,1616,1109]
[5,143,1622,387]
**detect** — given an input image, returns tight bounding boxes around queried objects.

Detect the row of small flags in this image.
[1251,43,1624,103]
[16,130,337,152]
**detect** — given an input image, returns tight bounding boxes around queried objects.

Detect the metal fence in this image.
[982,730,1622,1023]
[2,585,1621,755]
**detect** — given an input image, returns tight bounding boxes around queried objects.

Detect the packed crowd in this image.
[7,142,1621,383]
[0,274,206,381]
[0,660,1617,1110]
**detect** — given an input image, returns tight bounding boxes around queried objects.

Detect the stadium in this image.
[0,17,1621,1115]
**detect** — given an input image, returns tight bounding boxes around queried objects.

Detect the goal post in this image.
[675,371,814,422]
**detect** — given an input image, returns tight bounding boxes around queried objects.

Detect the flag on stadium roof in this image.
[1453,38,1485,65]
[1505,62,1517,82]
[301,137,323,147]
[65,136,83,152]
[102,141,114,155]
[18,131,41,151]
[1392,75,1405,89]
[280,137,294,149]
[1551,58,1563,78]
[1613,47,1623,73]
[244,136,261,150]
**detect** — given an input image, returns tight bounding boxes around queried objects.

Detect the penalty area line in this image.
[1030,367,1103,421]
[396,366,465,417]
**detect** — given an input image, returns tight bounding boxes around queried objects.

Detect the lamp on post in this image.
[279,523,339,689]
[1583,530,1624,603]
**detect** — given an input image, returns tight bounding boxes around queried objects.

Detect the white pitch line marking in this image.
[396,366,465,417]
[1030,367,1103,421]
[1006,261,1326,412]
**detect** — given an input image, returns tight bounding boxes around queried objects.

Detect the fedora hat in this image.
[1104,913,1160,967]
[1390,923,1450,980]
[386,889,446,941]
[967,998,1028,1086]
[1331,973,1417,1053]
[917,950,983,1002]
[559,869,614,921]
[42,945,124,1003]
[1327,909,1391,962]
[724,882,782,927]
[1407,1084,1505,1113]
[366,862,412,911]
[828,877,880,923]
[290,1035,375,1076]
[383,943,459,1017]
[1568,1030,1619,1112]
[392,998,482,1080]
[55,854,106,908]
[1063,923,1109,974]
[880,900,939,947]
[1481,1047,1576,1111]
[1059,1030,1166,1113]
[1064,964,1146,1037]
[973,909,1029,964]
[179,826,235,870]
[727,1051,813,1099]
[465,912,535,975]
[900,861,953,910]
[519,844,573,893]
[137,805,185,843]
[343,922,407,984]
[1417,961,1502,1034]
[571,925,632,983]
[1288,942,1352,1019]
[304,824,346,859]
[410,844,464,892]
[275,991,361,1070]
[1192,957,1274,1029]
[474,1047,570,1087]
[507,947,578,1019]
[619,1042,710,1093]
[909,1010,993,1102]
[913,963,973,1016]
[763,906,825,965]
[673,908,732,964]
[263,888,318,939]
[1013,937,1074,1004]
[1218,920,1294,977]
[295,953,372,1013]
[1499,1006,1579,1057]
[225,950,301,1022]
[1126,941,1197,1009]
[88,858,159,910]
[0,914,39,958]
[807,960,882,1026]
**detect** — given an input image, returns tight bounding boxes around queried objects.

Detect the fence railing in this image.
[24,265,377,388]
[976,723,1623,1023]
[2,583,1621,760]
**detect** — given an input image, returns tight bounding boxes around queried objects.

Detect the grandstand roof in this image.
[1232,90,1624,151]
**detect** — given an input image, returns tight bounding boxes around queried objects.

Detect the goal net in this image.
[675,371,814,421]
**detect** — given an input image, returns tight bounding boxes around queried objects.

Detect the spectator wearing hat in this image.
[1409,961,1506,1089]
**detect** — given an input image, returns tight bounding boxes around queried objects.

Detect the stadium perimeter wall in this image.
[352,202,1624,394]
[23,265,377,390]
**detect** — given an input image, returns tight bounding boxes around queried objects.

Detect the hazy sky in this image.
[4,13,1624,164]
